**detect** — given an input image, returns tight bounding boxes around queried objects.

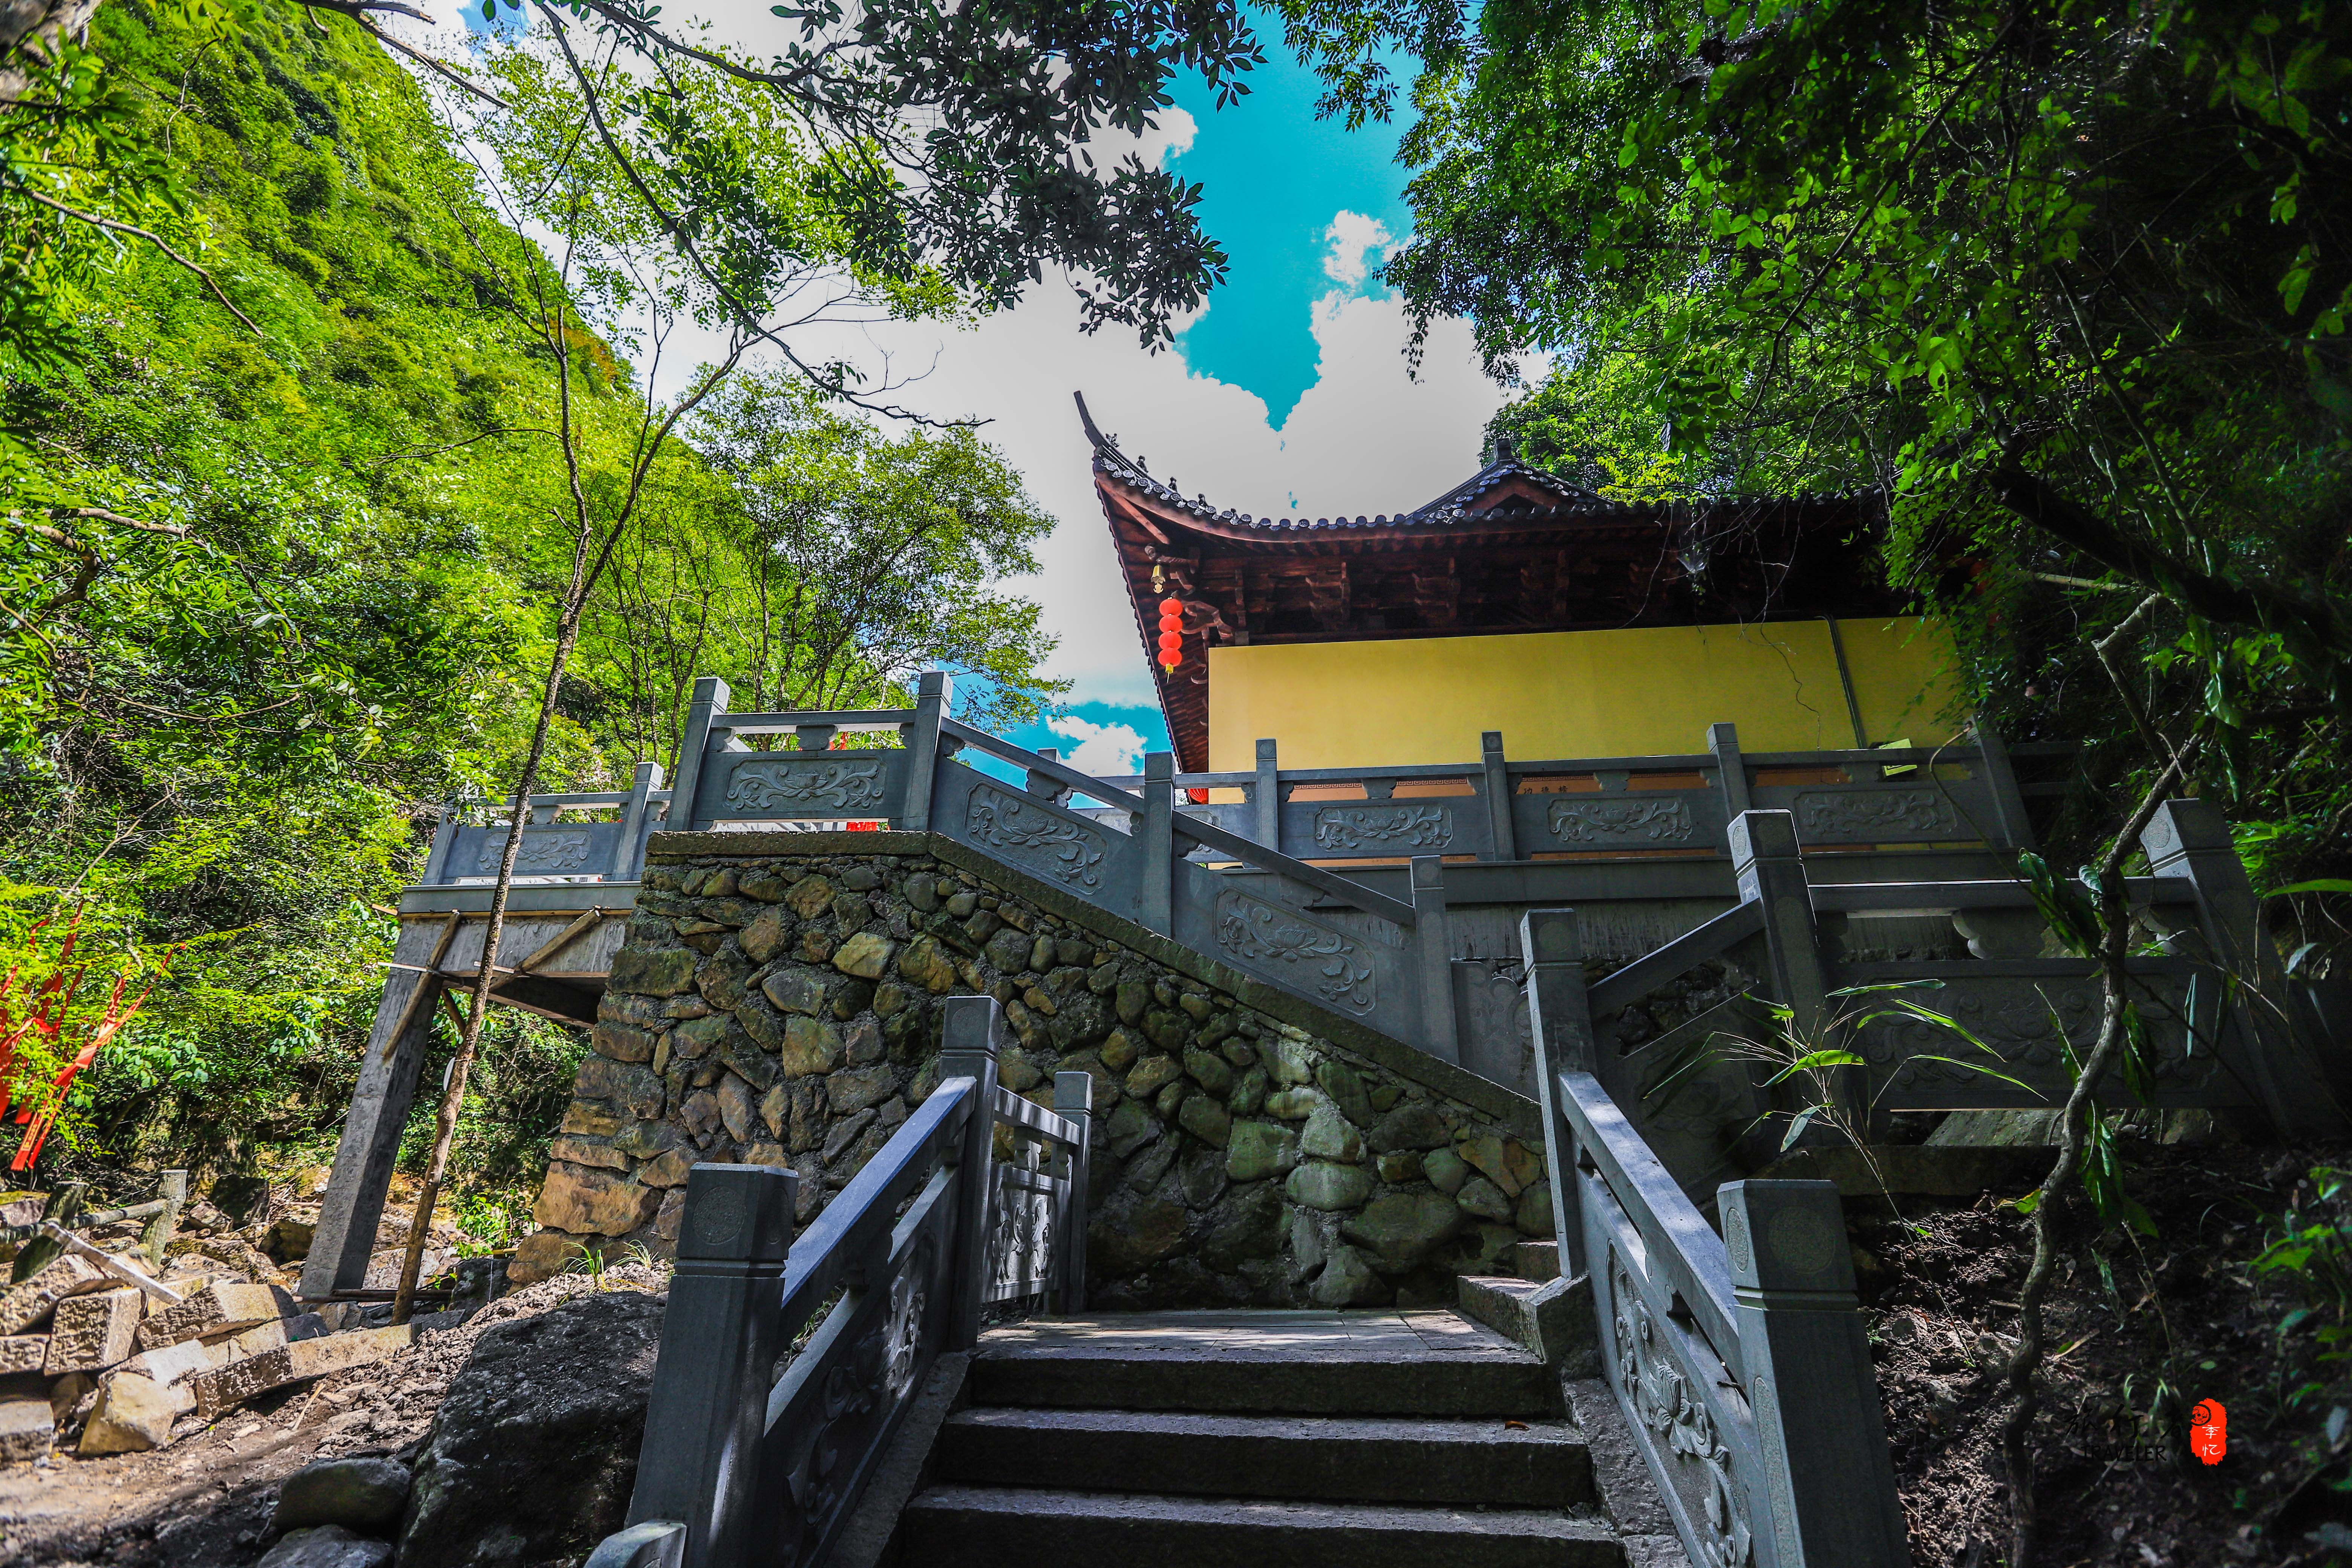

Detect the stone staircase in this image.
[898,1309,1628,1568]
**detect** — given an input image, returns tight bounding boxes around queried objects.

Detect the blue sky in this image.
[1164,46,1416,426]
[415,2,1521,780]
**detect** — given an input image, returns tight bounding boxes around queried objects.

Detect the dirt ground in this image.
[1852,1140,2352,1568]
[0,1266,666,1567]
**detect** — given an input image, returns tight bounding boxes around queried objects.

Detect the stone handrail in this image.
[599,996,1090,1568]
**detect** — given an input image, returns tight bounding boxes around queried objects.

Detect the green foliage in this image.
[2254,1165,2352,1372]
[1276,0,2352,903]
[0,2,1060,1199]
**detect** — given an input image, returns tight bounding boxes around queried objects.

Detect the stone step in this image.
[969,1332,1558,1418]
[1515,1240,1561,1282]
[901,1487,1625,1568]
[968,1311,1559,1419]
[937,1406,1595,1508]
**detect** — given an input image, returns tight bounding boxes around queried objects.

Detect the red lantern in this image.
[1157,631,1183,656]
[1159,596,1183,616]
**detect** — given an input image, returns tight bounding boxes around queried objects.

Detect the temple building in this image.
[1080,397,1963,773]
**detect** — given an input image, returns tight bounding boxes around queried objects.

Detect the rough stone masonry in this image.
[517,830,1554,1308]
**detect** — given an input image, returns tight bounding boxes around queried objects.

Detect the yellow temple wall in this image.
[1204,618,1966,771]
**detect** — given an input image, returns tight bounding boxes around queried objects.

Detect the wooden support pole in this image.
[379,912,461,1061]
[517,906,608,974]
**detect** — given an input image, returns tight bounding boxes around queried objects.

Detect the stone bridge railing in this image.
[586,995,1088,1568]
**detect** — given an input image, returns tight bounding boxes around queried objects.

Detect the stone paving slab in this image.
[979,1309,1536,1362]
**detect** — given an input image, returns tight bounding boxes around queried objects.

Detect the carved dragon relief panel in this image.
[1547,798,1695,844]
[475,829,596,876]
[1612,1256,1755,1568]
[982,1162,1058,1303]
[724,757,890,815]
[768,1231,944,1568]
[1213,890,1376,1016]
[965,784,1107,889]
[1311,805,1453,852]
[1854,974,2219,1101]
[1793,787,1960,840]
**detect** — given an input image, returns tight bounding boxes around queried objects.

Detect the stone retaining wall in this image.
[516,831,1553,1308]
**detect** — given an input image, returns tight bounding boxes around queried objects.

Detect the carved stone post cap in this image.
[631,760,665,788]
[1481,730,1505,753]
[676,1163,795,1266]
[1410,855,1447,893]
[1053,1070,1095,1113]
[917,669,953,698]
[1519,908,1584,967]
[1144,752,1175,782]
[1707,720,1741,749]
[1726,808,1801,865]
[1255,738,1277,763]
[2141,797,2230,862]
[940,994,1010,1060]
[1719,1179,1855,1295]
[690,675,731,708]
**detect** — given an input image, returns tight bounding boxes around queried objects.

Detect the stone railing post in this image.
[1709,722,1752,827]
[625,1163,796,1568]
[1721,1180,1913,1568]
[1410,856,1461,1064]
[616,761,666,881]
[898,671,952,831]
[1481,730,1517,862]
[2142,798,2342,1134]
[1140,752,1175,935]
[668,677,732,833]
[1052,1070,1095,1313]
[1975,723,2035,853]
[1253,738,1280,850]
[1729,810,1846,1137]
[939,995,1005,1349]
[1519,910,1595,1279]
[141,1170,187,1271]
[419,801,462,885]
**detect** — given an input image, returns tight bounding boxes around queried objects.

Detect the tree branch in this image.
[16,190,262,336]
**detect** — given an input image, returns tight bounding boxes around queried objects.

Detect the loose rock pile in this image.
[519,837,1555,1307]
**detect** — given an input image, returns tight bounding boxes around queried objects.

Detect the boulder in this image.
[1309,1244,1386,1306]
[508,1231,574,1286]
[401,1291,665,1568]
[256,1526,394,1568]
[1314,1060,1374,1127]
[45,1288,139,1374]
[1224,1121,1298,1183]
[0,1336,45,1375]
[1456,1175,1514,1223]
[1299,1102,1363,1163]
[1285,1162,1374,1213]
[0,1253,101,1334]
[1367,1101,1450,1153]
[532,1164,660,1237]
[1176,1096,1231,1148]
[606,948,697,997]
[831,931,896,979]
[0,1380,53,1461]
[1342,1190,1464,1268]
[777,1016,844,1077]
[78,1372,182,1455]
[276,1456,413,1533]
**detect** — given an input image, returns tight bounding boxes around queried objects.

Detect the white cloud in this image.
[1321,211,1394,291]
[1131,106,1198,168]
[1047,715,1148,776]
